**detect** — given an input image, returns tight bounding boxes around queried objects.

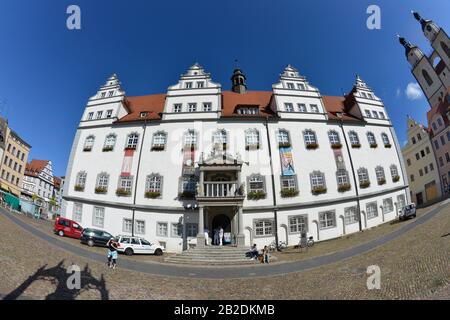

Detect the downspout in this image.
[264,116,279,249]
[131,119,147,236]
[339,120,362,231]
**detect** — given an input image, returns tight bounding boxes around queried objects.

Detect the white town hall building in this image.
[62,64,410,253]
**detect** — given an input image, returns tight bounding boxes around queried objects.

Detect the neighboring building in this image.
[0,128,31,197]
[0,116,8,164]
[62,63,409,253]
[402,116,441,205]
[399,12,450,193]
[21,160,55,211]
[53,176,62,211]
[58,176,66,212]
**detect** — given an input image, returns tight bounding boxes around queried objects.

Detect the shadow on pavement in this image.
[2,260,109,300]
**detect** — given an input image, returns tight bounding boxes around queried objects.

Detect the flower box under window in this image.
[331,143,342,149]
[74,185,85,192]
[179,190,196,199]
[306,142,319,150]
[151,144,165,151]
[280,189,299,198]
[278,142,291,148]
[83,147,92,152]
[95,187,107,194]
[116,188,131,197]
[384,143,392,148]
[337,183,351,192]
[102,146,114,152]
[351,143,361,148]
[311,186,327,195]
[246,144,260,151]
[377,178,386,185]
[370,143,378,149]
[392,175,400,182]
[125,146,137,151]
[247,191,266,200]
[145,191,161,199]
[183,144,197,151]
[359,181,370,189]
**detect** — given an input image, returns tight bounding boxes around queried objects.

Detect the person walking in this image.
[218,226,224,246]
[263,245,270,264]
[106,238,118,269]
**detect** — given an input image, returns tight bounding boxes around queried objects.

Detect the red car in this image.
[54,217,83,239]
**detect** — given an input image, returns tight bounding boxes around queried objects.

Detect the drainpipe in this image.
[131,119,147,236]
[339,120,362,231]
[264,116,280,250]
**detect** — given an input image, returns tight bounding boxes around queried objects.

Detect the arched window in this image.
[151,131,167,151]
[367,132,377,146]
[277,129,290,147]
[381,133,391,147]
[375,166,386,184]
[95,172,109,193]
[145,174,163,195]
[213,129,227,144]
[184,130,197,148]
[357,168,370,185]
[83,135,95,151]
[422,69,434,86]
[247,174,266,194]
[390,165,399,181]
[126,133,139,150]
[328,130,341,147]
[336,169,349,186]
[310,171,326,193]
[103,134,116,151]
[349,131,360,147]
[441,41,450,59]
[245,129,260,150]
[303,129,318,148]
[75,171,87,191]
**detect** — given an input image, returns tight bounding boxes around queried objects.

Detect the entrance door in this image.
[212,214,231,245]
[425,181,438,202]
[416,192,424,206]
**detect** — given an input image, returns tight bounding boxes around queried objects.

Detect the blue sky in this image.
[0,0,448,176]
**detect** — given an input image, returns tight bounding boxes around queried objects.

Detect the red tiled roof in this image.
[53,176,61,188]
[221,91,275,117]
[117,94,167,123]
[25,160,49,177]
[322,96,363,122]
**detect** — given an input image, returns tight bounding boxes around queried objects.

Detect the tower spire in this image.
[411,11,441,43]
[231,64,247,94]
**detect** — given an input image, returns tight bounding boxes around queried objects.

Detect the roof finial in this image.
[234,59,239,69]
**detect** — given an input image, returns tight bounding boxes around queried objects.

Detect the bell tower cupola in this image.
[231,66,247,94]
[413,11,441,43]
[398,35,424,68]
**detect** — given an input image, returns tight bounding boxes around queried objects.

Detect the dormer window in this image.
[185,82,192,89]
[140,112,148,118]
[237,106,259,115]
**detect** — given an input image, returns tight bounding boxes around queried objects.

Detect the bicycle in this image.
[269,240,287,252]
[298,235,314,249]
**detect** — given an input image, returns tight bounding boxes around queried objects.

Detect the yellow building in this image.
[0,128,31,197]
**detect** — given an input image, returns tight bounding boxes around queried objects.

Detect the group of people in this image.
[212,226,224,246]
[106,238,118,269]
[248,244,270,264]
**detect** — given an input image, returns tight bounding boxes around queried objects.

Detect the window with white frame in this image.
[281,175,297,191]
[76,171,87,188]
[381,133,390,146]
[197,81,204,88]
[135,220,145,234]
[310,171,326,189]
[245,129,260,149]
[375,166,385,183]
[88,112,94,120]
[92,207,105,228]
[336,169,349,186]
[379,112,385,119]
[188,103,197,112]
[96,172,109,192]
[106,109,113,118]
[186,223,198,237]
[382,198,393,214]
[73,203,83,222]
[123,219,133,233]
[213,129,227,145]
[289,215,308,234]
[390,165,399,179]
[84,136,95,151]
[254,219,274,236]
[284,103,294,112]
[349,131,360,145]
[126,133,139,149]
[328,130,340,145]
[248,174,265,193]
[365,110,371,117]
[152,131,167,150]
[96,111,103,119]
[157,222,168,237]
[297,83,306,90]
[366,202,378,219]
[297,103,307,112]
[185,82,192,89]
[372,110,379,118]
[203,102,212,111]
[303,129,317,146]
[319,211,336,229]
[118,175,133,194]
[277,130,290,145]
[184,130,197,147]
[104,134,116,150]
[173,104,182,113]
[344,207,359,225]
[367,132,376,145]
[171,223,183,238]
[145,174,162,193]
[358,168,369,184]
[310,104,319,113]
[286,82,294,89]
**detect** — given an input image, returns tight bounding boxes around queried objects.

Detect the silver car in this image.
[399,203,416,221]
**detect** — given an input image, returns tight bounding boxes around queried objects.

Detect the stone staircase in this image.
[164,246,259,266]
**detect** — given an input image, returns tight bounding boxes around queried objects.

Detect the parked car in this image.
[54,217,83,239]
[81,228,115,247]
[115,235,165,256]
[399,203,417,221]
